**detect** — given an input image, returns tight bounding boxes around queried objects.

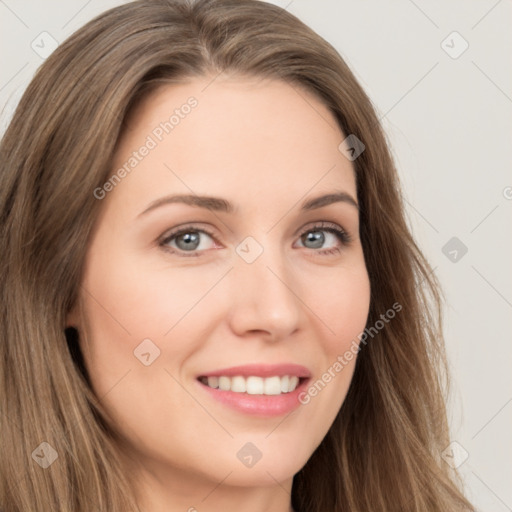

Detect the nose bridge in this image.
[228,237,302,340]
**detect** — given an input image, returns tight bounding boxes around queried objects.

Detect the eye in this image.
[159,225,217,257]
[295,222,351,256]
[159,221,352,258]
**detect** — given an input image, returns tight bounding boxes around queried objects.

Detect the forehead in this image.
[107,75,356,217]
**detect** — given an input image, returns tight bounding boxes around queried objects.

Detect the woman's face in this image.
[70,76,370,495]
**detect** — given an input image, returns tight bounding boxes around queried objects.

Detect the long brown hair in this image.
[0,0,473,510]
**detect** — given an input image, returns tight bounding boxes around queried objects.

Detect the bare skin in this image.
[69,75,371,512]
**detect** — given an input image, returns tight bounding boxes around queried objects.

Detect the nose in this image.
[227,245,302,342]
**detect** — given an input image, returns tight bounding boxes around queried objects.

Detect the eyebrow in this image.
[137,191,358,217]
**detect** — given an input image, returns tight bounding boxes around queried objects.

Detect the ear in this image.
[66,300,81,329]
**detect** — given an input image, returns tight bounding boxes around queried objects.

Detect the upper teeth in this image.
[200,375,300,395]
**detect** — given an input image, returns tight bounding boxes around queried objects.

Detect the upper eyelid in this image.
[160,220,347,236]
[159,224,216,243]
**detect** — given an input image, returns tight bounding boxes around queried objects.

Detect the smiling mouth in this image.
[197,375,307,395]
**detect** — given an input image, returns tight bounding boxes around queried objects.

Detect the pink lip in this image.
[197,363,311,379]
[196,378,310,417]
[195,363,312,417]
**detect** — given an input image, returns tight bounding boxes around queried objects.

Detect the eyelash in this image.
[158,222,352,258]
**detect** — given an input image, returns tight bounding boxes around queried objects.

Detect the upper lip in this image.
[198,363,311,379]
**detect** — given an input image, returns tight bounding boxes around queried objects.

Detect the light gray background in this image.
[1,1,510,510]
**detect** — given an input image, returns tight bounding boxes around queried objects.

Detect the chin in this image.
[216,443,311,487]
[220,461,302,487]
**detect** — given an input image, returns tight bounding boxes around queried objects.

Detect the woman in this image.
[0,0,474,510]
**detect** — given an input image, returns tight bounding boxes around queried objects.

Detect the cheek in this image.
[296,265,370,440]
[310,264,371,353]
[77,244,227,400]
[80,248,212,342]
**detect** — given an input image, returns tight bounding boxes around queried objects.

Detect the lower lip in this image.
[196,378,309,417]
